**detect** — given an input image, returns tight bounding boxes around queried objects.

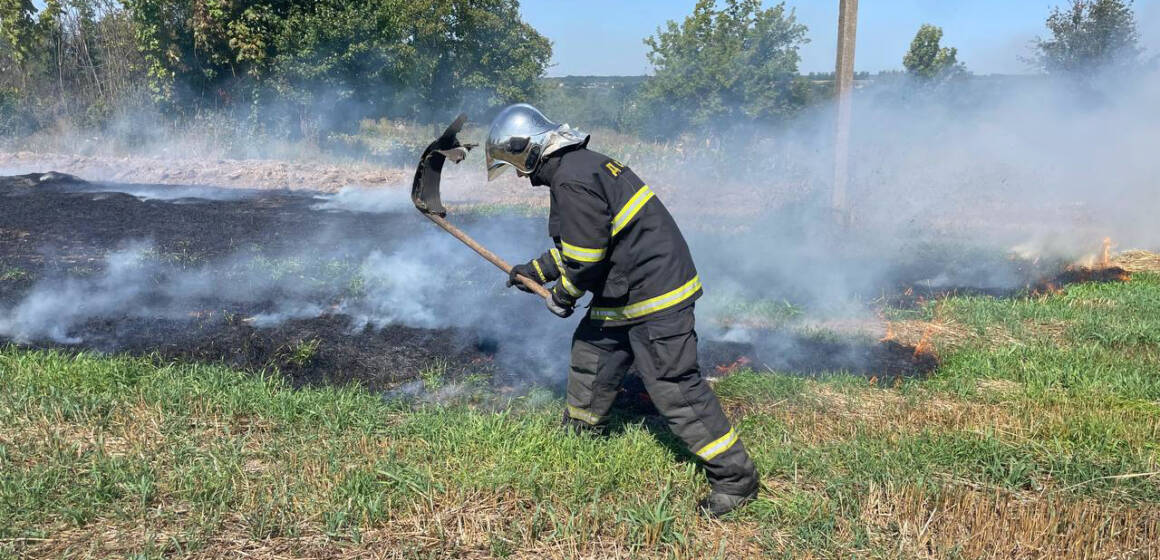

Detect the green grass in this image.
[0,266,27,282]
[1,275,1158,558]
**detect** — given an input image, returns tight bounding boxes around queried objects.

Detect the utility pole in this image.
[833,0,858,223]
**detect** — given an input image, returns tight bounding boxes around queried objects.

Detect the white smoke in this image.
[313,186,415,214]
[3,62,1159,381]
[0,243,153,343]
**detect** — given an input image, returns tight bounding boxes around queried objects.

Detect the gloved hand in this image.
[545,290,575,318]
[507,262,543,293]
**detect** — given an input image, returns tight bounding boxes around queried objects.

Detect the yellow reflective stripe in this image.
[558,272,584,298]
[696,428,738,461]
[611,185,655,237]
[551,247,584,297]
[561,241,606,263]
[590,275,701,322]
[567,405,601,425]
[531,260,547,282]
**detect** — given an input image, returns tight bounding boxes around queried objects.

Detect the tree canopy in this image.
[0,0,549,133]
[635,0,810,137]
[903,24,965,82]
[1034,0,1142,76]
[126,0,550,122]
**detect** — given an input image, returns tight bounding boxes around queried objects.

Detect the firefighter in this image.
[486,104,759,517]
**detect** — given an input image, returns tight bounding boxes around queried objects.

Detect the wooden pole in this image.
[833,0,858,223]
[422,213,552,299]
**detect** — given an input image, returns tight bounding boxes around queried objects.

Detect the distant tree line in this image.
[0,0,549,137]
[541,0,1148,140]
[0,0,1150,141]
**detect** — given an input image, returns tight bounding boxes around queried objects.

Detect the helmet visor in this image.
[487,159,511,181]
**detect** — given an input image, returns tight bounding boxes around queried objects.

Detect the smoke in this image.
[312,186,416,214]
[2,61,1159,389]
[641,69,1160,333]
[0,242,154,343]
[0,184,576,383]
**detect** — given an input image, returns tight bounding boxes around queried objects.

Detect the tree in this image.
[0,0,40,90]
[903,24,965,81]
[125,0,549,124]
[635,0,810,137]
[1034,0,1141,76]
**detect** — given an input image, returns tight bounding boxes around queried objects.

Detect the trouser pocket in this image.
[643,309,698,381]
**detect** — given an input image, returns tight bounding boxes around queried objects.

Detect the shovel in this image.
[411,114,565,314]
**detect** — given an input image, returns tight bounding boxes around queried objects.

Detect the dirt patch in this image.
[706,331,940,382]
[1031,265,1131,295]
[65,314,496,392]
[883,262,1132,310]
[0,172,948,391]
[0,151,409,192]
[0,172,542,390]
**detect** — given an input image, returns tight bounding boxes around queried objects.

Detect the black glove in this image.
[545,290,575,318]
[507,262,543,293]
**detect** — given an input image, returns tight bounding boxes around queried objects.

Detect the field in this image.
[1,172,1158,559]
[3,274,1158,558]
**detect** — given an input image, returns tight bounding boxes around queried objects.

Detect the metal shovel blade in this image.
[411,113,471,217]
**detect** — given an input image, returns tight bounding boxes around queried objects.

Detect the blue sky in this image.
[522,0,1160,76]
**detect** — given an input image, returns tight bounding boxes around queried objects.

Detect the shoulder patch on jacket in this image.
[603,159,626,178]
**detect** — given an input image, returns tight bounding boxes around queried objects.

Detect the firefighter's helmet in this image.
[485,104,588,181]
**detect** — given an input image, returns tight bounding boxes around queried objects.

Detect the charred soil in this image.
[3,172,1097,393]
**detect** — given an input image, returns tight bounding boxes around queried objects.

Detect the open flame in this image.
[880,323,896,343]
[714,356,751,375]
[912,324,935,358]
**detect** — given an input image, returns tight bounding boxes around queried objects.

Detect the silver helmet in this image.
[485,103,589,181]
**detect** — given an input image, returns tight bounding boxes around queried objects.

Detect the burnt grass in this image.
[0,172,511,392]
[0,171,1059,395]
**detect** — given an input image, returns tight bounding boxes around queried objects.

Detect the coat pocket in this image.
[601,269,629,299]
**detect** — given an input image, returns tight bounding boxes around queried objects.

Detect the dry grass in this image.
[16,489,768,560]
[1113,250,1160,274]
[861,483,1160,559]
[887,318,974,352]
[7,269,1160,559]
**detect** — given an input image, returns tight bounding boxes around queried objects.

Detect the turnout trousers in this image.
[565,306,759,495]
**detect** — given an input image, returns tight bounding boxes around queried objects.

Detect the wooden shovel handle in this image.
[422,213,553,299]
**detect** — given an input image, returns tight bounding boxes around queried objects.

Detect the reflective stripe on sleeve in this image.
[567,405,601,425]
[696,428,738,461]
[611,185,655,237]
[561,241,607,263]
[589,275,701,322]
[531,260,547,282]
[551,247,584,297]
[558,272,584,298]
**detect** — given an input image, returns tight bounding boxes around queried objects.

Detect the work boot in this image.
[561,411,608,437]
[697,485,759,518]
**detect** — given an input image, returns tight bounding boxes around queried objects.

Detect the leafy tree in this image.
[635,0,809,137]
[535,76,644,131]
[0,0,40,90]
[903,24,965,81]
[1034,0,1141,76]
[126,0,549,124]
[407,0,550,118]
